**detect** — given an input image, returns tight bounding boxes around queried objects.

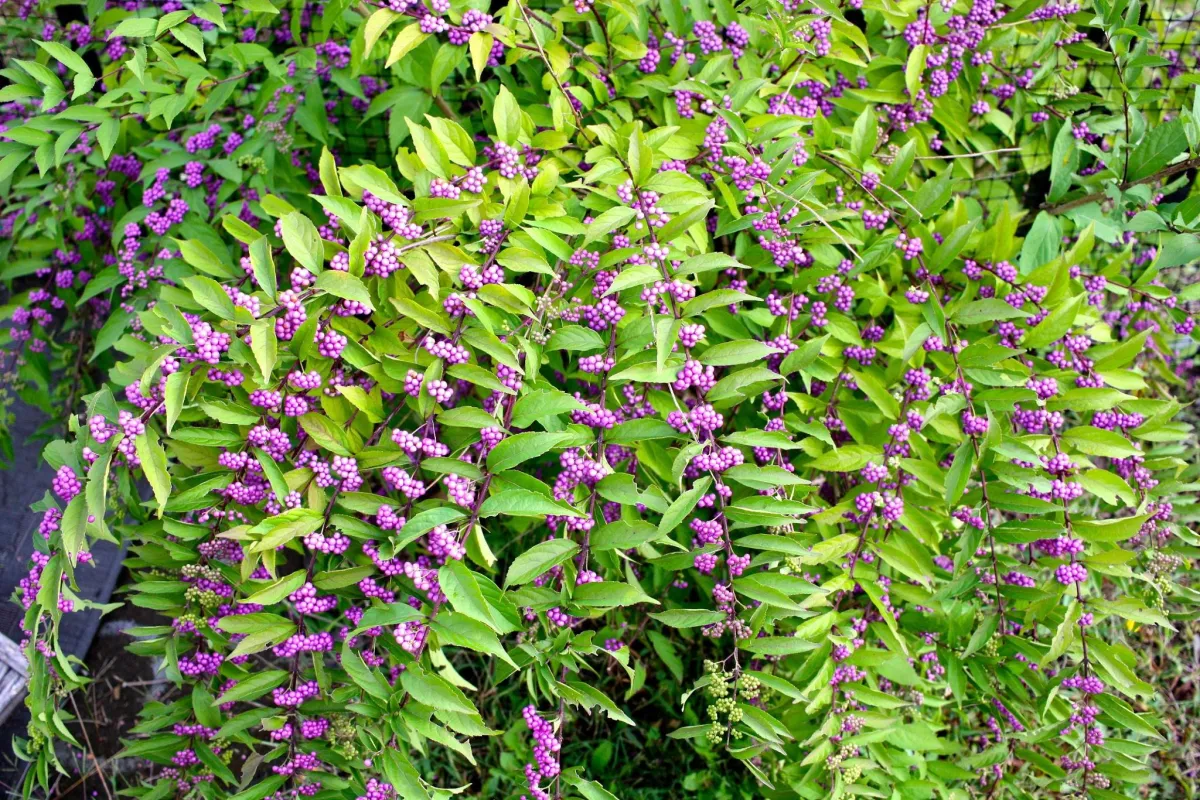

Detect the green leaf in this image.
[648,630,683,681]
[503,177,530,229]
[198,400,258,425]
[439,406,500,429]
[493,85,520,145]
[254,449,289,504]
[479,487,584,519]
[1041,600,1080,665]
[1126,119,1187,181]
[336,386,384,422]
[96,119,118,158]
[438,560,500,631]
[363,7,401,55]
[658,477,710,537]
[341,639,392,700]
[504,538,580,587]
[36,41,95,98]
[1022,293,1083,348]
[318,147,342,197]
[90,310,132,362]
[852,685,909,709]
[1046,387,1134,412]
[564,681,634,726]
[298,413,353,457]
[1063,426,1139,458]
[135,430,171,517]
[888,721,943,751]
[431,611,515,666]
[1093,329,1150,371]
[226,777,287,800]
[963,612,999,657]
[194,743,236,784]
[905,45,927,100]
[164,371,187,435]
[779,334,828,375]
[110,17,158,37]
[547,326,605,351]
[60,494,87,567]
[171,23,206,59]
[700,339,778,367]
[378,750,432,800]
[401,666,478,715]
[952,298,1030,325]
[1048,119,1078,204]
[562,774,620,800]
[316,270,373,310]
[408,120,449,179]
[182,275,237,320]
[809,445,878,472]
[722,430,803,450]
[572,581,655,608]
[84,449,113,545]
[386,25,429,67]
[214,670,289,705]
[583,206,637,245]
[590,520,662,551]
[724,464,809,490]
[469,32,492,81]
[314,566,375,590]
[1079,469,1135,505]
[944,440,973,505]
[628,124,652,185]
[250,320,277,381]
[355,603,423,632]
[175,237,240,281]
[510,389,586,428]
[216,614,292,638]
[1019,211,1061,274]
[281,212,323,275]
[851,106,877,162]
[876,539,933,589]
[604,264,661,296]
[397,507,467,544]
[648,608,726,628]
[486,432,570,473]
[740,636,819,656]
[849,368,900,420]
[1087,638,1155,698]
[391,296,451,335]
[1093,693,1165,741]
[1075,514,1148,543]
[249,236,277,301]
[240,570,306,605]
[678,252,743,275]
[228,624,296,659]
[1157,233,1200,269]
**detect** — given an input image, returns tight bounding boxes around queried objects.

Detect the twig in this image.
[1105,32,1132,184]
[914,147,1021,160]
[1042,156,1200,215]
[67,693,114,800]
[590,7,613,71]
[432,93,460,122]
[514,0,595,145]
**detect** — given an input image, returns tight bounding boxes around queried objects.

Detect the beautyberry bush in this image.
[4,0,1200,797]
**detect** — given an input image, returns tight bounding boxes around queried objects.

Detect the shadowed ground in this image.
[0,404,124,797]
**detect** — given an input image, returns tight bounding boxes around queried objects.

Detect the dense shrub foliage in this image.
[4,0,1200,797]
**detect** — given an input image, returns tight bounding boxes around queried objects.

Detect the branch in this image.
[514,1,595,145]
[1041,156,1200,216]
